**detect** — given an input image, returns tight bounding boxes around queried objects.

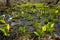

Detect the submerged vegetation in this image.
[0,2,60,40]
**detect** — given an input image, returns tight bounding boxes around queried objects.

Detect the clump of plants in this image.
[0,19,10,36]
[34,22,55,37]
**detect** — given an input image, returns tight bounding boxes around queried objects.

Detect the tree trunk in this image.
[6,0,10,7]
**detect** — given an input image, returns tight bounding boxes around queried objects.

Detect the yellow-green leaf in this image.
[42,25,46,31]
[51,23,55,28]
[55,10,59,13]
[0,20,5,23]
[6,24,10,31]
